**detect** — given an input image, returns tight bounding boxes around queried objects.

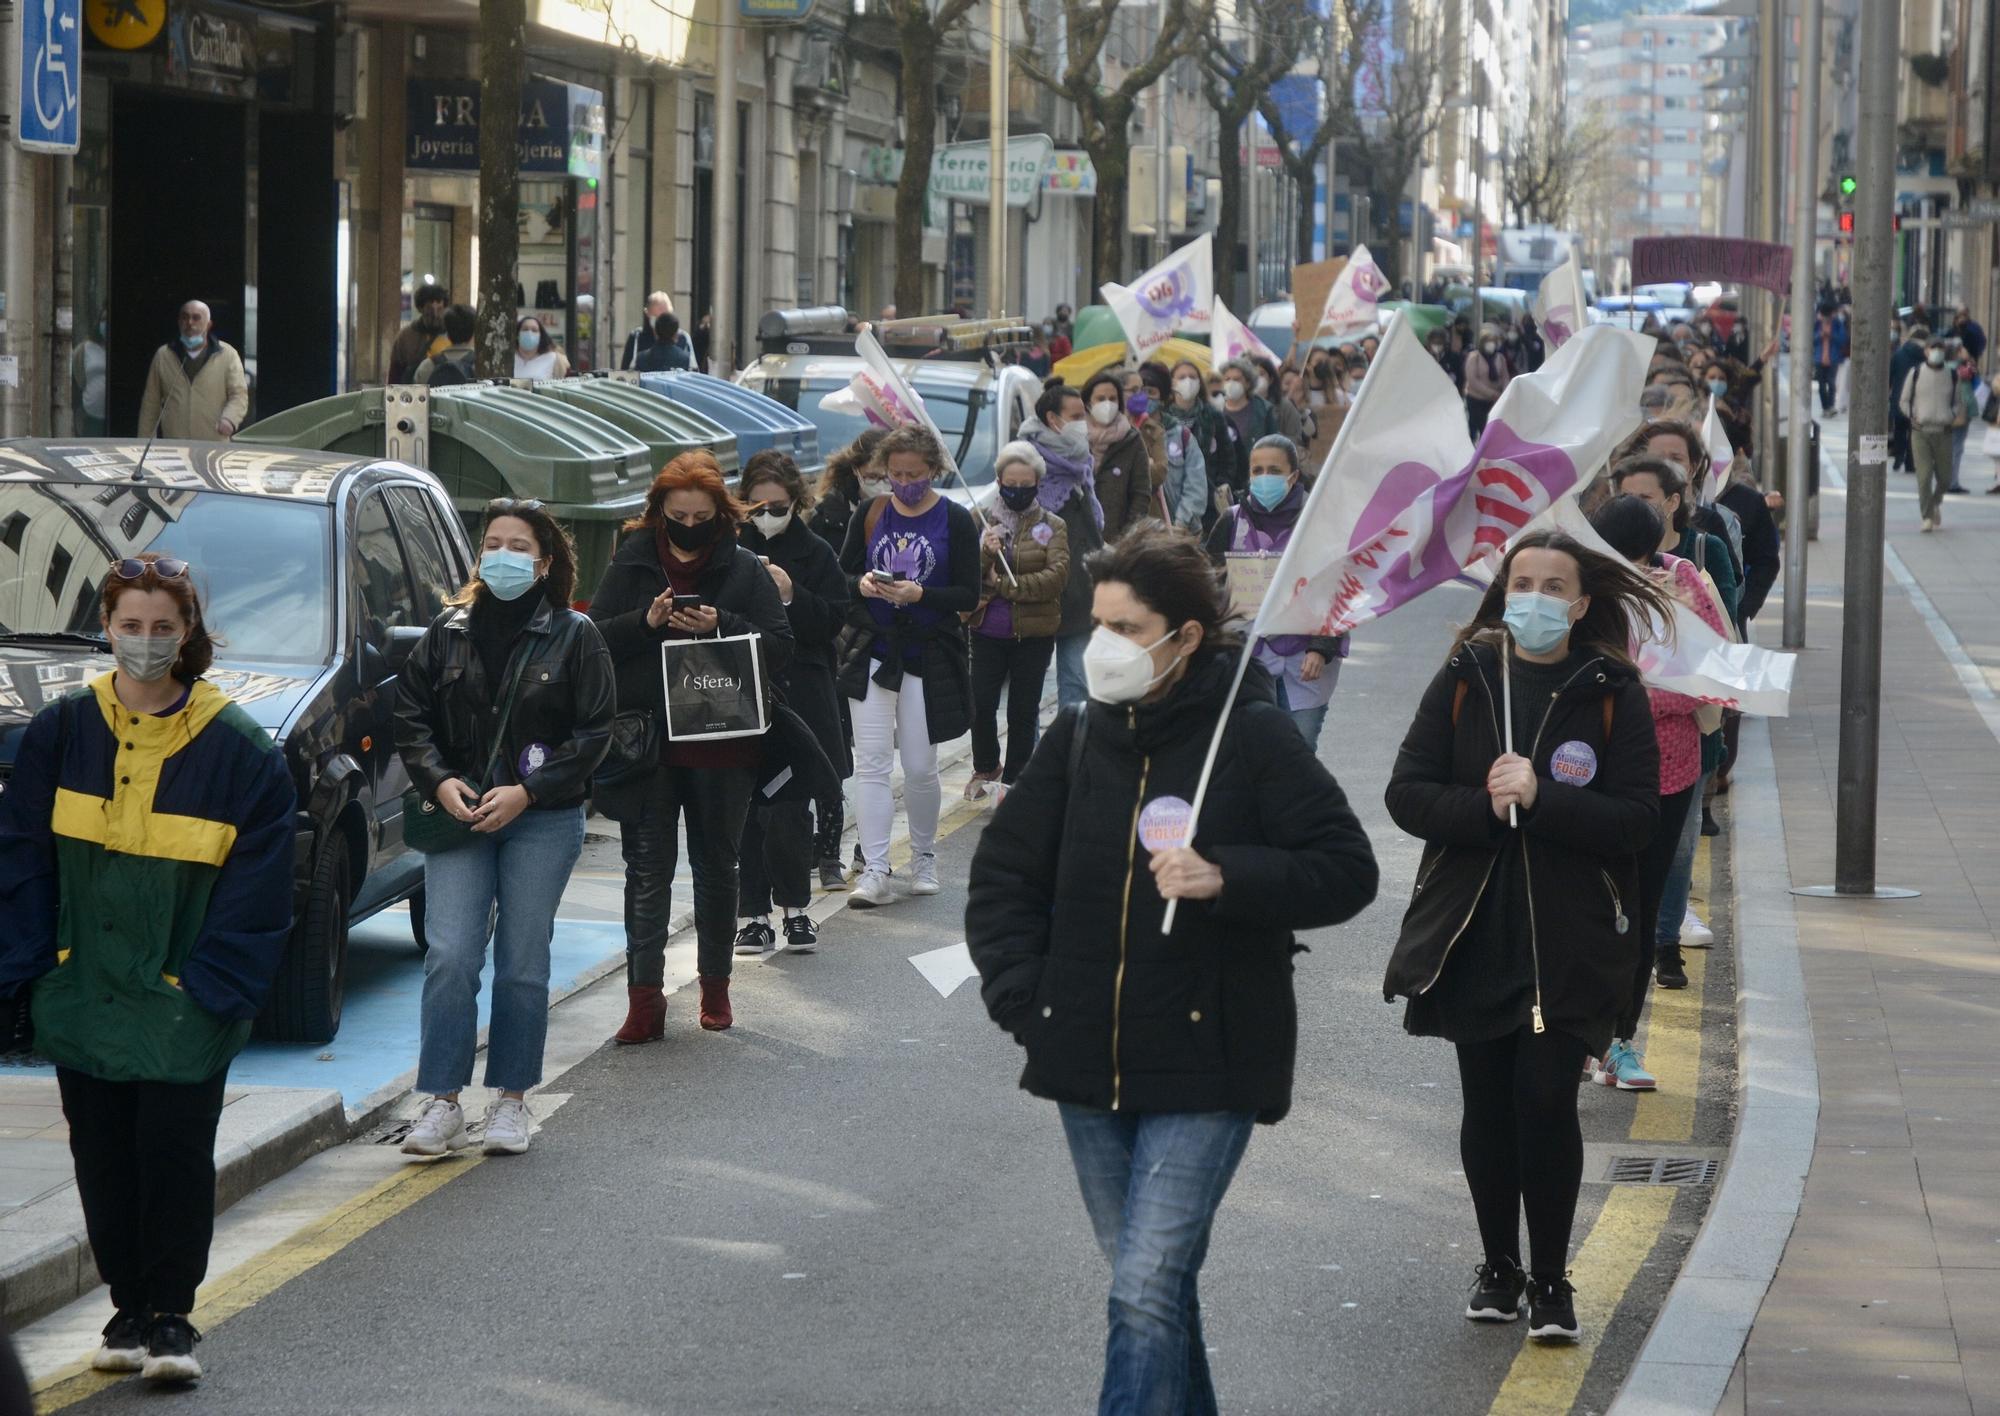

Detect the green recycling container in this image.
[528,378,740,481]
[237,385,654,600]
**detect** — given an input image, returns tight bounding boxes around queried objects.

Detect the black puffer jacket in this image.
[1381,640,1660,1052]
[743,514,851,778]
[395,597,616,810]
[967,654,1379,1123]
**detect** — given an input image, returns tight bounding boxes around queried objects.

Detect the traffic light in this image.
[1838,210,1854,234]
[1839,174,1857,197]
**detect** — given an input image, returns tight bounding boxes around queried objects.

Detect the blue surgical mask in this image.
[180,332,206,352]
[1502,590,1577,654]
[519,331,543,353]
[1248,473,1291,511]
[1708,379,1728,397]
[480,548,541,601]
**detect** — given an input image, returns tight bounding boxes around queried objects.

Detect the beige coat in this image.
[137,341,250,440]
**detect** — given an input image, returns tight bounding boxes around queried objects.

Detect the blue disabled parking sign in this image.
[13,0,82,154]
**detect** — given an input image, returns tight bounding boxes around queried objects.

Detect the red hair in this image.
[624,450,750,531]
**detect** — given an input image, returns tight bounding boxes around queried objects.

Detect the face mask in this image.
[750,508,793,538]
[1254,376,1270,397]
[1708,379,1729,397]
[1174,377,1201,402]
[1209,394,1227,412]
[664,516,722,551]
[1248,473,1291,510]
[1083,625,1182,705]
[1223,379,1247,402]
[180,332,205,352]
[1042,322,1056,336]
[1502,590,1577,655]
[998,483,1039,511]
[480,548,541,601]
[892,477,932,507]
[1505,332,1520,345]
[519,331,542,353]
[1927,350,1946,368]
[111,631,182,684]
[1308,390,1327,407]
[860,478,894,504]
[1089,401,1119,426]
[1428,344,1445,357]
[1481,341,1497,356]
[1697,325,1712,338]
[1056,421,1090,457]
[1127,391,1151,417]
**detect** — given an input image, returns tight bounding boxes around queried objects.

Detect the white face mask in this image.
[1223,379,1247,402]
[1082,625,1184,705]
[1927,349,1946,367]
[1055,420,1091,456]
[1089,400,1119,426]
[1174,377,1201,402]
[1209,394,1227,412]
[859,476,892,500]
[1308,389,1327,407]
[751,508,793,537]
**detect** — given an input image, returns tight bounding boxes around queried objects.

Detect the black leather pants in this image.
[620,765,755,985]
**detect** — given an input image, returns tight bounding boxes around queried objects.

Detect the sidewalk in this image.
[1721,416,2000,1412]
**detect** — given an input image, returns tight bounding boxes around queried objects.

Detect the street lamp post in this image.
[989,0,1008,318]
[1782,0,1822,650]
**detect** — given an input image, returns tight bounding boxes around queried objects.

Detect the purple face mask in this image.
[892,477,932,506]
[1127,391,1151,417]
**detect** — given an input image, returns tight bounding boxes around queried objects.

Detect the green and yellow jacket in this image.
[0,674,296,1083]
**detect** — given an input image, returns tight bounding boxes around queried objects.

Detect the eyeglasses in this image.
[486,497,545,515]
[111,558,188,580]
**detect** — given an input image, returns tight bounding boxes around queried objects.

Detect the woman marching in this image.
[1203,435,1345,750]
[809,427,888,885]
[968,526,1377,1416]
[396,500,615,1157]
[0,553,296,1384]
[1383,530,1670,1343]
[964,440,1070,802]
[1017,384,1105,709]
[733,450,850,956]
[838,425,980,909]
[1079,371,1155,540]
[591,454,794,1037]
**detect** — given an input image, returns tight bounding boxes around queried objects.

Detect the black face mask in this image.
[663,517,723,552]
[998,483,1039,511]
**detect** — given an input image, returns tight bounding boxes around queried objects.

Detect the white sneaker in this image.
[401,1096,472,1157]
[482,1097,533,1155]
[850,869,895,908]
[1683,909,1716,948]
[1921,516,1935,533]
[909,852,941,896]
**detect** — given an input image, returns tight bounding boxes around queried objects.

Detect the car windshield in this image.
[749,375,1000,489]
[0,486,333,665]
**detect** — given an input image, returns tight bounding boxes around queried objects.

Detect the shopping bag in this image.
[661,634,770,741]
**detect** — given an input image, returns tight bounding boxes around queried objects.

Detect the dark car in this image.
[0,438,480,1043]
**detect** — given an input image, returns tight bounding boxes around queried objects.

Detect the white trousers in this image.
[851,671,940,874]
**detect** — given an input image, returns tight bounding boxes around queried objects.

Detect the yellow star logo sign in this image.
[86,0,165,50]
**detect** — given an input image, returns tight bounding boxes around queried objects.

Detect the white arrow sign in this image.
[909,942,980,999]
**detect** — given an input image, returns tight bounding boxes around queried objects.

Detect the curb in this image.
[0,1088,346,1329]
[1606,715,1820,1414]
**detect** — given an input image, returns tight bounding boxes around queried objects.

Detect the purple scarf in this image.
[1021,421,1105,530]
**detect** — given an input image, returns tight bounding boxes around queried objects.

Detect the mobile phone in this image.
[672,594,703,611]
[869,569,907,584]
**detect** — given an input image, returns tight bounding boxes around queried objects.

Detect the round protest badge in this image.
[1137,796,1193,854]
[518,742,551,778]
[1549,740,1598,787]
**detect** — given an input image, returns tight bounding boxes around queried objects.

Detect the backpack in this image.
[426,349,475,387]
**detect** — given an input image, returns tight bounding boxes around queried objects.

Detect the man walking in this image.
[1900,337,1959,533]
[412,306,478,386]
[1952,305,1987,365]
[136,301,248,441]
[1813,305,1848,415]
[1889,325,1929,473]
[388,284,449,384]
[621,292,697,370]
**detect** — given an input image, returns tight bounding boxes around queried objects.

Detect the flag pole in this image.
[1501,629,1517,828]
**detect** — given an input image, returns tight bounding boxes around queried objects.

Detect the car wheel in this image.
[254,840,350,1044]
[408,884,495,958]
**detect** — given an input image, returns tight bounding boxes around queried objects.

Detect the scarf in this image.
[1086,411,1133,460]
[1019,418,1105,530]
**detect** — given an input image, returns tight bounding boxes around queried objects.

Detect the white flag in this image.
[1253,316,1652,638]
[1102,234,1215,359]
[1211,297,1280,368]
[1531,246,1588,350]
[1700,394,1735,502]
[1310,243,1391,341]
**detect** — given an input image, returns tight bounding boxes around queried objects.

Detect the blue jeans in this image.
[1059,1105,1257,1416]
[1271,675,1331,750]
[1655,770,1708,948]
[418,805,585,1095]
[1056,632,1090,710]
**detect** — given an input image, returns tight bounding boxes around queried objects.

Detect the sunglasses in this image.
[111,558,188,580]
[486,497,545,515]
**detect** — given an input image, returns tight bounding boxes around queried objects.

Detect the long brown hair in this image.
[449,498,579,609]
[1454,530,1677,670]
[740,449,815,514]
[624,450,748,532]
[819,427,888,503]
[100,552,215,681]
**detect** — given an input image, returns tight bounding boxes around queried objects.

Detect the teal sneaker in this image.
[1595,1040,1657,1091]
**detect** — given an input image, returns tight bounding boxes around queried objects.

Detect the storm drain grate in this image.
[1607,1155,1719,1186]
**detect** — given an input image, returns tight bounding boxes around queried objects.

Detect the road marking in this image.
[1631,835,1711,1145]
[910,942,980,997]
[1485,1187,1678,1416]
[33,1154,484,1412]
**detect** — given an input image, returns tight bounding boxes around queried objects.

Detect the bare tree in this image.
[1502,95,1616,228]
[1017,0,1212,290]
[1199,0,1309,302]
[883,0,979,315]
[1250,0,1343,265]
[476,0,527,378]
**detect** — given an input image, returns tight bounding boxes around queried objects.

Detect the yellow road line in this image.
[34,1155,483,1413]
[1632,835,1712,1144]
[1486,1187,1679,1416]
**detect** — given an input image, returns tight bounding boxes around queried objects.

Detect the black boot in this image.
[815,799,847,890]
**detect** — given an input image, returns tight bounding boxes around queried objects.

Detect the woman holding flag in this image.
[1383,530,1671,1345]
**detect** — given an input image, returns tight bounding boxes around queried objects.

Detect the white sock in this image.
[783,906,807,919]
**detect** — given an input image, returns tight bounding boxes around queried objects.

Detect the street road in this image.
[37,588,1738,1416]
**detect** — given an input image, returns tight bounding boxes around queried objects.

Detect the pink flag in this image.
[1700,394,1735,502]
[1211,297,1279,367]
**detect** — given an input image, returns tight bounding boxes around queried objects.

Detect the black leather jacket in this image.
[394,597,616,811]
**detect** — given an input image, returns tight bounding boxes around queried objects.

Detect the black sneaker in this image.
[141,1314,203,1383]
[1465,1258,1526,1322]
[733,920,775,956]
[1701,806,1720,837]
[1656,945,1689,990]
[1527,1275,1580,1343]
[782,914,819,954]
[92,1310,149,1373]
[818,858,848,891]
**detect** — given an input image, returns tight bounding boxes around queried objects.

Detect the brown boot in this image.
[698,976,733,1032]
[613,985,666,1045]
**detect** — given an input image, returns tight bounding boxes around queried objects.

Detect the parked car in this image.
[1591,296,1667,330]
[0,439,480,1043]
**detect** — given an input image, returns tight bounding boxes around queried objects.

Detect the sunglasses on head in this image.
[486,497,546,516]
[112,558,188,580]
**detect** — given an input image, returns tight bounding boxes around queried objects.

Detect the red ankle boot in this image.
[614,985,666,1044]
[698,976,733,1032]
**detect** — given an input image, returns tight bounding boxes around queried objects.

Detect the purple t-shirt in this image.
[867,497,952,661]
